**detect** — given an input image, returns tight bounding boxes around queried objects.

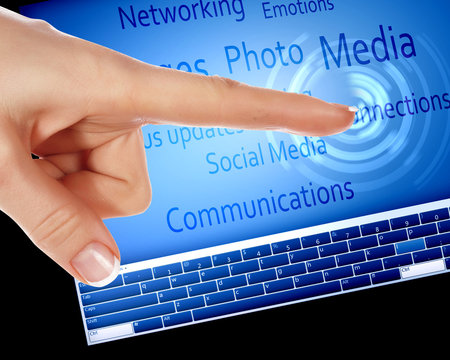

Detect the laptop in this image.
[15,0,450,348]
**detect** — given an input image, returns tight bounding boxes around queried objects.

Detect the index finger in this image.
[82,37,356,136]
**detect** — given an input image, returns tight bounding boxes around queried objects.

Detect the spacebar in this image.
[193,281,341,321]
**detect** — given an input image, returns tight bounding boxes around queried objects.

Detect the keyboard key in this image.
[318,241,348,257]
[361,220,390,236]
[78,275,123,294]
[133,317,163,333]
[390,214,420,230]
[234,284,265,300]
[163,311,193,327]
[276,263,307,278]
[87,324,134,343]
[218,275,247,291]
[84,293,158,318]
[205,290,234,305]
[341,274,371,290]
[188,281,217,297]
[301,232,331,248]
[86,323,135,343]
[264,278,294,293]
[272,238,301,254]
[331,226,361,242]
[86,324,134,342]
[193,282,341,322]
[81,284,141,306]
[141,278,171,293]
[247,269,277,284]
[407,223,437,239]
[443,245,450,257]
[336,250,366,266]
[395,238,425,254]
[353,259,383,275]
[425,233,450,248]
[294,272,324,287]
[230,259,259,275]
[365,244,395,260]
[446,258,450,270]
[306,256,336,272]
[400,259,446,279]
[378,229,408,245]
[420,208,449,224]
[87,325,133,343]
[289,247,318,263]
[88,323,134,341]
[259,253,290,269]
[348,235,378,251]
[438,219,450,233]
[123,269,153,284]
[370,269,401,284]
[86,302,175,330]
[175,296,205,312]
[242,244,272,260]
[153,262,183,278]
[412,247,442,263]
[86,324,135,342]
[213,250,242,266]
[383,254,413,269]
[170,272,200,288]
[158,287,188,303]
[200,265,230,281]
[324,265,353,281]
[182,256,212,272]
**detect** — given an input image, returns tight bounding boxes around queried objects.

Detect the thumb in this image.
[0,128,120,287]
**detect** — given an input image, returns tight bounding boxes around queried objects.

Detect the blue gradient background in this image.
[21,0,450,265]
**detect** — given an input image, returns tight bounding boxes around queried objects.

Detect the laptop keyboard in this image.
[77,203,450,344]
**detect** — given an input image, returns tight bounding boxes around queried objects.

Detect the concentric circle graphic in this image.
[265,33,450,193]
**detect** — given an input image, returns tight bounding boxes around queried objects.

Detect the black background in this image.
[2,0,449,356]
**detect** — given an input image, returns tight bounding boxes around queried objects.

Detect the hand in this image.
[0,7,356,286]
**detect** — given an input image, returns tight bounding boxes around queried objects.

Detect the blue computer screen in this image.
[21,0,450,265]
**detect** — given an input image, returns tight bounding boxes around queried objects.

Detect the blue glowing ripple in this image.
[265,35,450,192]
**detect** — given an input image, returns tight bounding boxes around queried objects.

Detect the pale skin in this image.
[0,7,356,286]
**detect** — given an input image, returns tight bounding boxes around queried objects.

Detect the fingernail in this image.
[329,103,359,112]
[71,242,120,287]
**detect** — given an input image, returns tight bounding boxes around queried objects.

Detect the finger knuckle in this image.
[0,145,14,184]
[210,75,242,92]
[206,75,244,123]
[122,130,152,215]
[30,203,82,256]
[32,18,56,33]
[114,177,152,217]
[128,177,152,215]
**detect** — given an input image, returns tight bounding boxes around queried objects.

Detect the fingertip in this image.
[71,241,121,287]
[329,102,358,112]
[288,101,356,137]
[325,102,357,135]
